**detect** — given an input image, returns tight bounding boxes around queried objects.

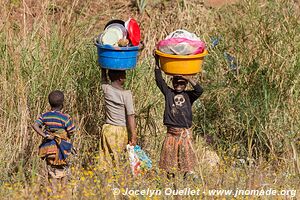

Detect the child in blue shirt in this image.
[32,90,76,192]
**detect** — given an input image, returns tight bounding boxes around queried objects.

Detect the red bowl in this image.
[126,18,141,46]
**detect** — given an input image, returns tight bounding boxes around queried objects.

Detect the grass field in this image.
[0,0,299,199]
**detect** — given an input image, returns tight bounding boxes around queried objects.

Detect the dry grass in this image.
[0,0,299,199]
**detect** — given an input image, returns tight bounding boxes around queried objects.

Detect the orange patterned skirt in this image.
[159,127,197,173]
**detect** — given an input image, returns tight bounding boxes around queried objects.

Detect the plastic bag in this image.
[157,29,206,55]
[127,144,152,176]
[158,38,206,55]
[165,29,200,40]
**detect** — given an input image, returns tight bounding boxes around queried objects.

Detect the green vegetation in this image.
[0,0,299,199]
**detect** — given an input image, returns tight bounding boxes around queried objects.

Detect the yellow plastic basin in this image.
[155,49,208,75]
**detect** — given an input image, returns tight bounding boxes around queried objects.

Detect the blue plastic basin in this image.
[96,44,139,70]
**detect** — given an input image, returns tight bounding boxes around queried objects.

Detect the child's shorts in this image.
[47,164,70,179]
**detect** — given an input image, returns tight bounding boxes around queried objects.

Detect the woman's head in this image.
[172,76,188,93]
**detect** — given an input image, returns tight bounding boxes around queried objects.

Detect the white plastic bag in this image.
[165,29,201,41]
[157,29,206,55]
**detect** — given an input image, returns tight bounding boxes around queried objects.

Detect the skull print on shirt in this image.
[174,94,186,107]
[171,94,186,115]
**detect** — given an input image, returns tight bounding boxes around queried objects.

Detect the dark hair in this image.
[48,90,64,108]
[172,76,187,84]
[108,70,126,82]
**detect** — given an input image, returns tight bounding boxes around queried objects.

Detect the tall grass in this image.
[0,0,299,199]
[201,0,300,161]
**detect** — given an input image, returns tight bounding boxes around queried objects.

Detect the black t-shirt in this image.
[155,69,203,128]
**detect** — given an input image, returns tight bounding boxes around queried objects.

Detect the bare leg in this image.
[167,172,175,180]
[60,176,68,196]
[49,177,58,194]
[166,172,176,190]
